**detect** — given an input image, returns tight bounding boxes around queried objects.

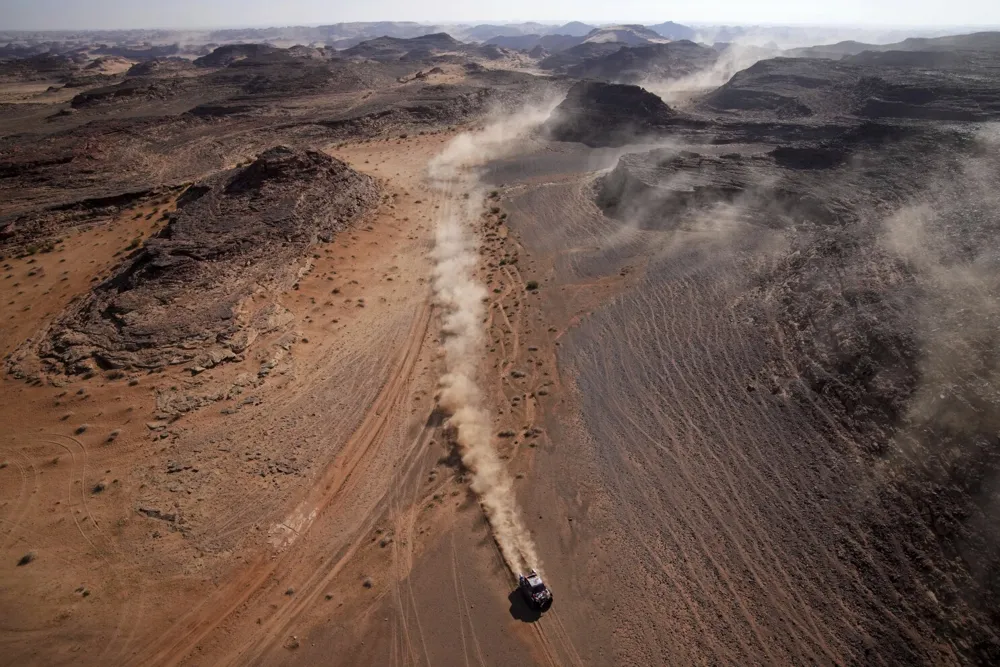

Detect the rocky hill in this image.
[12,147,379,377]
[699,56,1000,121]
[342,33,464,61]
[565,41,718,83]
[537,42,627,71]
[647,21,697,41]
[788,30,1000,59]
[582,24,667,46]
[543,80,683,145]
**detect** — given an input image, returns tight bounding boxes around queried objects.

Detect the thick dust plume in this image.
[427,99,559,575]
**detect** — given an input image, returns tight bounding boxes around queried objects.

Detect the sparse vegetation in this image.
[17,551,36,566]
[526,280,539,290]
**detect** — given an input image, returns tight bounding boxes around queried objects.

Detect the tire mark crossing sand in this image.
[131,301,431,667]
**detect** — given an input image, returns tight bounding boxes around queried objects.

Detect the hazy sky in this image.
[5,0,1000,30]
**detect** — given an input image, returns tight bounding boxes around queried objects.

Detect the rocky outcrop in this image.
[537,42,625,71]
[565,41,718,83]
[700,56,1000,122]
[193,43,286,68]
[70,79,176,108]
[543,81,680,146]
[125,58,197,77]
[596,148,844,230]
[11,147,379,377]
[342,33,466,62]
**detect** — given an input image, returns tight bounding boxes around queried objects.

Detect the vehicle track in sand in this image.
[481,144,949,664]
[0,444,35,555]
[32,432,148,665]
[132,299,432,667]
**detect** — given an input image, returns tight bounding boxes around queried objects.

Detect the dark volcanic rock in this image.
[700,56,1000,122]
[543,81,680,146]
[11,147,379,376]
[94,44,180,60]
[194,44,287,67]
[485,34,582,53]
[342,33,464,62]
[125,58,197,77]
[595,124,956,230]
[597,148,847,229]
[70,79,175,108]
[0,53,80,80]
[592,126,1000,663]
[537,42,625,71]
[845,49,971,69]
[319,85,508,139]
[788,30,1000,60]
[565,41,718,83]
[647,21,697,41]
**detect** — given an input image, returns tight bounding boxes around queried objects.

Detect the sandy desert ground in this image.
[2,27,1000,667]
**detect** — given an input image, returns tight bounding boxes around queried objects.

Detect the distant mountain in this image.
[519,22,551,35]
[193,43,285,67]
[566,41,718,83]
[583,25,667,46]
[538,42,628,71]
[463,24,530,41]
[844,50,972,68]
[551,22,595,37]
[785,41,873,59]
[317,21,435,42]
[93,44,180,60]
[339,33,514,63]
[342,33,464,61]
[787,31,1000,60]
[484,35,543,50]
[647,21,697,41]
[205,22,441,46]
[485,33,584,53]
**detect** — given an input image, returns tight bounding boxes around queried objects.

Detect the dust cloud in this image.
[427,99,559,575]
[880,143,1000,443]
[640,42,776,106]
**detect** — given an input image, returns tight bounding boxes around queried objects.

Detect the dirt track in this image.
[0,127,591,666]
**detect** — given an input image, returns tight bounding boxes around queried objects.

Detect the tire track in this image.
[131,300,431,667]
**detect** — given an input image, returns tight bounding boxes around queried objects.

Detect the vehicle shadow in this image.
[508,589,542,623]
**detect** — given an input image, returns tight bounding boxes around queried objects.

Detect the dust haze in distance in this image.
[639,41,777,106]
[427,96,561,575]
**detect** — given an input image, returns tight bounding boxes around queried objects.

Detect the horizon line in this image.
[4,20,1000,33]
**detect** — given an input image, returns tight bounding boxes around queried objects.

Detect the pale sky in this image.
[3,0,999,31]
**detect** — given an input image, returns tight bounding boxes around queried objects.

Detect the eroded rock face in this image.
[11,146,379,377]
[700,56,1000,122]
[543,80,679,146]
[565,41,718,83]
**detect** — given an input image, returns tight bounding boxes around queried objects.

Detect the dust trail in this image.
[639,41,776,107]
[427,100,558,575]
